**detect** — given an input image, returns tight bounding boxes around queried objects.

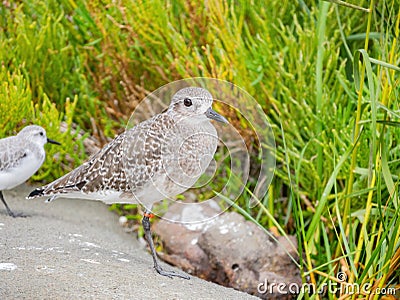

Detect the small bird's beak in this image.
[47,138,61,145]
[205,107,229,124]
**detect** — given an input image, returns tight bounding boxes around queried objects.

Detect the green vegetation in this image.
[1,0,399,298]
[0,68,85,179]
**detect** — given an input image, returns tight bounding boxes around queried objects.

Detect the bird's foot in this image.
[154,264,190,280]
[7,210,28,218]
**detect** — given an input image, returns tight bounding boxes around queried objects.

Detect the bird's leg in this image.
[142,210,190,279]
[0,191,21,218]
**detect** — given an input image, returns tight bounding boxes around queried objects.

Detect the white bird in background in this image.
[0,125,60,217]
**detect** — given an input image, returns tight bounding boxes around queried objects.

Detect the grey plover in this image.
[0,125,60,217]
[28,87,228,279]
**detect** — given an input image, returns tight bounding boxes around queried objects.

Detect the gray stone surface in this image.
[0,185,257,300]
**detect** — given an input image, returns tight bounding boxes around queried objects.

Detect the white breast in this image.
[0,149,44,190]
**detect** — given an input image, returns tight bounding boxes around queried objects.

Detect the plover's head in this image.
[168,87,228,124]
[17,125,61,146]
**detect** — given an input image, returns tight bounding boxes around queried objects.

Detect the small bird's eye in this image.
[183,98,192,107]
[39,132,44,136]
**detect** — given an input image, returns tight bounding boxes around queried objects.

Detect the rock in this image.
[153,201,301,299]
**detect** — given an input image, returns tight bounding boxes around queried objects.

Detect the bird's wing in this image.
[28,114,172,198]
[0,137,28,172]
[28,131,129,197]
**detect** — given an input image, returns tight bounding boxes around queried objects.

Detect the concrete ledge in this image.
[0,185,256,299]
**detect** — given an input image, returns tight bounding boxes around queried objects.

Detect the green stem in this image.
[341,0,374,242]
[316,1,330,195]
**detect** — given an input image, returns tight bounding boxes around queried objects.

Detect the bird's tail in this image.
[26,169,79,200]
[27,187,45,199]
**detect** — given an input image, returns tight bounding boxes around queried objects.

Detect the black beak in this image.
[205,107,229,124]
[47,138,61,145]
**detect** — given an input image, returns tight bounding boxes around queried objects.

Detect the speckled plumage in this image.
[28,87,226,210]
[28,87,228,279]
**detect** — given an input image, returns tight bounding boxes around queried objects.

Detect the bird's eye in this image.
[39,132,44,136]
[183,98,192,107]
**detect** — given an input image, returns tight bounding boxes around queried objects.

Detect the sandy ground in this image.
[0,184,257,300]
